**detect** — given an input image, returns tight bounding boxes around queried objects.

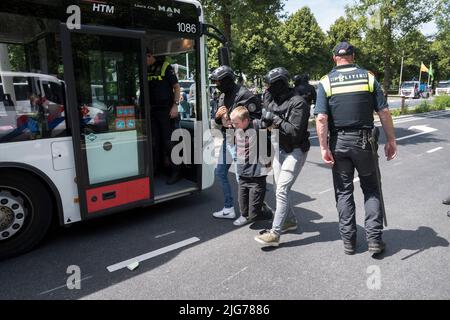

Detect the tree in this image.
[348,0,438,91]
[203,0,285,78]
[432,0,450,80]
[278,7,328,79]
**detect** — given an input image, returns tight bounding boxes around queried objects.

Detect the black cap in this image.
[333,41,355,56]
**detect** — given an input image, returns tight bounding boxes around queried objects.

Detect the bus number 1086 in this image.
[177,22,197,34]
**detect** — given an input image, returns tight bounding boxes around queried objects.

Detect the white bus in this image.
[0,0,228,259]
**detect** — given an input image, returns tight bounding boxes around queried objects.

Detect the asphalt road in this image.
[0,110,449,300]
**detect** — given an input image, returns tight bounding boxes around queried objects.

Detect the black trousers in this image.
[151,108,180,173]
[329,132,383,242]
[238,176,267,218]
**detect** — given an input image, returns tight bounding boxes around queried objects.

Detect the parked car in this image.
[435,80,450,96]
[401,81,420,99]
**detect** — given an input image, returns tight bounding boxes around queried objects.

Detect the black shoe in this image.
[260,203,274,220]
[443,196,450,205]
[343,240,356,255]
[368,240,386,254]
[166,171,182,185]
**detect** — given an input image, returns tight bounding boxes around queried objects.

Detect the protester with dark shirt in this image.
[230,106,271,227]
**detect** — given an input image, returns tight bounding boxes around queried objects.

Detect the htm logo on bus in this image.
[83,0,114,14]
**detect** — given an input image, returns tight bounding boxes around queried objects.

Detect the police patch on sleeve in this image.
[247,103,256,112]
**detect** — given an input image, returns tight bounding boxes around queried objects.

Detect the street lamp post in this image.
[398,51,404,95]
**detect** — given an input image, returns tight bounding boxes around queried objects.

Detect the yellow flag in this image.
[420,62,429,73]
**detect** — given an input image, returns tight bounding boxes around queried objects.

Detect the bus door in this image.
[61,26,153,218]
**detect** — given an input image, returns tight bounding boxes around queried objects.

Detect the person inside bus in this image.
[146,48,183,185]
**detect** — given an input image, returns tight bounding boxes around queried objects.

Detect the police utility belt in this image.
[331,128,373,136]
[331,127,379,150]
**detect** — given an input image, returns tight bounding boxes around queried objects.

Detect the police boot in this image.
[442,196,450,205]
[343,239,356,255]
[368,240,386,255]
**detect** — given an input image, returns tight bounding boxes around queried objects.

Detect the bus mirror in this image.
[218,47,230,67]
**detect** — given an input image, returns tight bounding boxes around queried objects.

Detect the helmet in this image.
[293,73,309,86]
[209,65,236,82]
[264,67,290,85]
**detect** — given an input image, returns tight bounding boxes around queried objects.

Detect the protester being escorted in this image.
[254,67,311,247]
[209,65,262,220]
[230,106,272,226]
[314,41,397,255]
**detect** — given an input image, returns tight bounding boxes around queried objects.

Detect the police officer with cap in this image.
[209,65,262,220]
[146,48,182,185]
[254,67,310,247]
[315,41,397,255]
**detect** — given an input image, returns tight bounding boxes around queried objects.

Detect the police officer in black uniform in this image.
[254,67,311,246]
[146,49,182,185]
[293,73,317,107]
[315,41,397,255]
[209,65,263,220]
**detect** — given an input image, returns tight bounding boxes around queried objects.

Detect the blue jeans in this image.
[215,140,238,209]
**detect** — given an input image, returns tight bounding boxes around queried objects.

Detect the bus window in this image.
[146,35,199,121]
[0,12,67,143]
[71,33,147,185]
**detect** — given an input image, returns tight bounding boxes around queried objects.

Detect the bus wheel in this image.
[0,172,52,260]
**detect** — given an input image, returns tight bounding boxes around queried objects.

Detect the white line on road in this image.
[221,267,248,286]
[106,237,200,273]
[317,188,334,195]
[155,231,176,239]
[38,276,93,295]
[396,125,438,142]
[427,147,443,154]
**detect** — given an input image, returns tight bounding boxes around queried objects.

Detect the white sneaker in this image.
[213,207,236,219]
[233,214,256,226]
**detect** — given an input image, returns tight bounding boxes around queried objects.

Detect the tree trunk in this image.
[223,11,232,44]
[382,19,393,93]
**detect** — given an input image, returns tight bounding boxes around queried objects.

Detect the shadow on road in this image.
[373,226,449,260]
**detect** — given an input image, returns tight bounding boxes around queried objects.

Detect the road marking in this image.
[221,267,248,286]
[38,276,93,295]
[106,237,200,272]
[426,147,443,154]
[317,188,333,195]
[396,125,438,141]
[155,231,176,239]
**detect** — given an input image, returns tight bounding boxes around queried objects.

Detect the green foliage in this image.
[345,0,438,90]
[7,44,26,71]
[278,7,329,79]
[202,0,448,91]
[433,96,450,110]
[390,96,449,117]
